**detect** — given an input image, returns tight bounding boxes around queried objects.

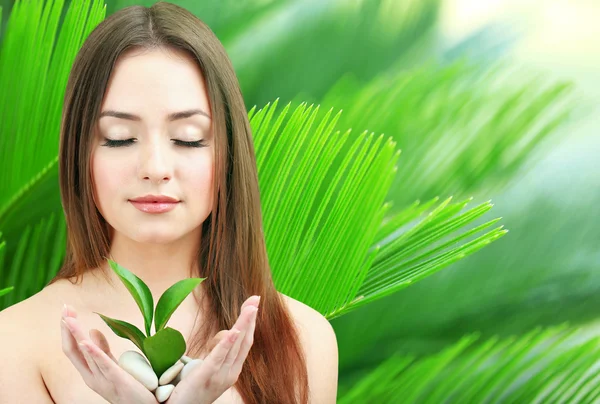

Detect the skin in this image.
[61,46,259,403]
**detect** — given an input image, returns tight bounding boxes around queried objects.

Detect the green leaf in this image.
[154,277,205,332]
[143,327,186,377]
[107,259,154,336]
[250,100,506,320]
[94,312,146,354]
[338,325,600,403]
[0,0,105,309]
[0,286,13,298]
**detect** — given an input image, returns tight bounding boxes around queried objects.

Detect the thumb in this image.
[89,329,118,364]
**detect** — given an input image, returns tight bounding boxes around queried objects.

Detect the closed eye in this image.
[101,138,208,148]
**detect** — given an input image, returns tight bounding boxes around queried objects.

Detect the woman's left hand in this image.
[166,295,260,404]
[61,304,159,404]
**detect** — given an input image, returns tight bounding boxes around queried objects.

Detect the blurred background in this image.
[1,0,598,401]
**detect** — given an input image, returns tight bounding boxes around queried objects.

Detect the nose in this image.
[138,136,173,184]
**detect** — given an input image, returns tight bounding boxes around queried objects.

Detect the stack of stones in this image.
[119,351,204,403]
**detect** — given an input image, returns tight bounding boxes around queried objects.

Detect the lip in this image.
[129,200,179,214]
[130,194,180,203]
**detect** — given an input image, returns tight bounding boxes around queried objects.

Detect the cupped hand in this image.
[166,295,261,404]
[60,304,158,404]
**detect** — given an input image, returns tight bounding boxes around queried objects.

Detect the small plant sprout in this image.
[94,259,205,377]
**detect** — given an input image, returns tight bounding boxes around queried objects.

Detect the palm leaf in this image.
[0,0,105,307]
[252,100,505,317]
[319,59,574,210]
[0,212,66,308]
[338,325,600,403]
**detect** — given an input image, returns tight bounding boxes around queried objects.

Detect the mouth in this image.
[129,200,180,214]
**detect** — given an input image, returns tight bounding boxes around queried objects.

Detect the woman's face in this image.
[91,47,214,245]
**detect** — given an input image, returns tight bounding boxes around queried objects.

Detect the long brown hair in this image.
[48,2,309,402]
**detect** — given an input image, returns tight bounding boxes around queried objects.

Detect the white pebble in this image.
[159,361,184,385]
[155,384,175,403]
[180,358,204,380]
[118,350,158,391]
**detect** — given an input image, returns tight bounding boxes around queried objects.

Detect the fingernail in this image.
[256,296,261,306]
[79,342,90,353]
[63,318,72,331]
[62,304,68,318]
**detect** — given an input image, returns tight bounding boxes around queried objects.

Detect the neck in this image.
[98,229,203,303]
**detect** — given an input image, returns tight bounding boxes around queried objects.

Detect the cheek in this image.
[181,155,214,205]
[91,151,130,208]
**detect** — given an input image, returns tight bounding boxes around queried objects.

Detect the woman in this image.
[0,2,338,403]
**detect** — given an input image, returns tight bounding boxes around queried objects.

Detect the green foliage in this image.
[98,260,202,376]
[0,286,12,298]
[339,325,600,403]
[319,60,575,209]
[251,100,505,318]
[0,0,106,308]
[154,278,205,332]
[143,327,187,377]
[94,312,147,353]
[107,259,155,336]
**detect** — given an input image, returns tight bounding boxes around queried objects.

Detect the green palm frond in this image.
[329,197,506,319]
[319,59,574,209]
[338,325,600,403]
[0,0,105,305]
[218,0,441,107]
[0,212,66,308]
[252,100,505,317]
[0,230,13,298]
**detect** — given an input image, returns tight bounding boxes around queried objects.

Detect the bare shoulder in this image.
[0,279,73,322]
[0,282,68,402]
[278,292,339,403]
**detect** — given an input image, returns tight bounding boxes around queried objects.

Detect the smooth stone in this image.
[172,368,183,386]
[155,384,175,403]
[118,350,159,391]
[180,355,193,364]
[180,358,204,380]
[159,361,184,385]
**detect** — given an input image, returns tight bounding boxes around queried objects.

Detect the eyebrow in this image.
[99,109,211,121]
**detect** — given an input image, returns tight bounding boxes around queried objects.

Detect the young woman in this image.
[0,2,338,403]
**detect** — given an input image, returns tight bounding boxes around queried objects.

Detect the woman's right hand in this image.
[61,304,158,404]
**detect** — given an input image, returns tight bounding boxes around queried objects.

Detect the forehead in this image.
[100,48,211,120]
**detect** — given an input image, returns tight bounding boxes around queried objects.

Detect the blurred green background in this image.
[1,0,599,401]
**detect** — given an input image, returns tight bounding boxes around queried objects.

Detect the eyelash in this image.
[101,138,207,148]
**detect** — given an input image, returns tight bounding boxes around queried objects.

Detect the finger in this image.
[64,316,90,345]
[81,340,115,380]
[202,298,260,358]
[90,329,118,364]
[79,341,104,378]
[64,303,78,319]
[242,295,260,310]
[206,330,229,352]
[61,319,92,377]
[63,316,103,379]
[230,306,259,376]
[203,328,241,371]
[222,307,256,370]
